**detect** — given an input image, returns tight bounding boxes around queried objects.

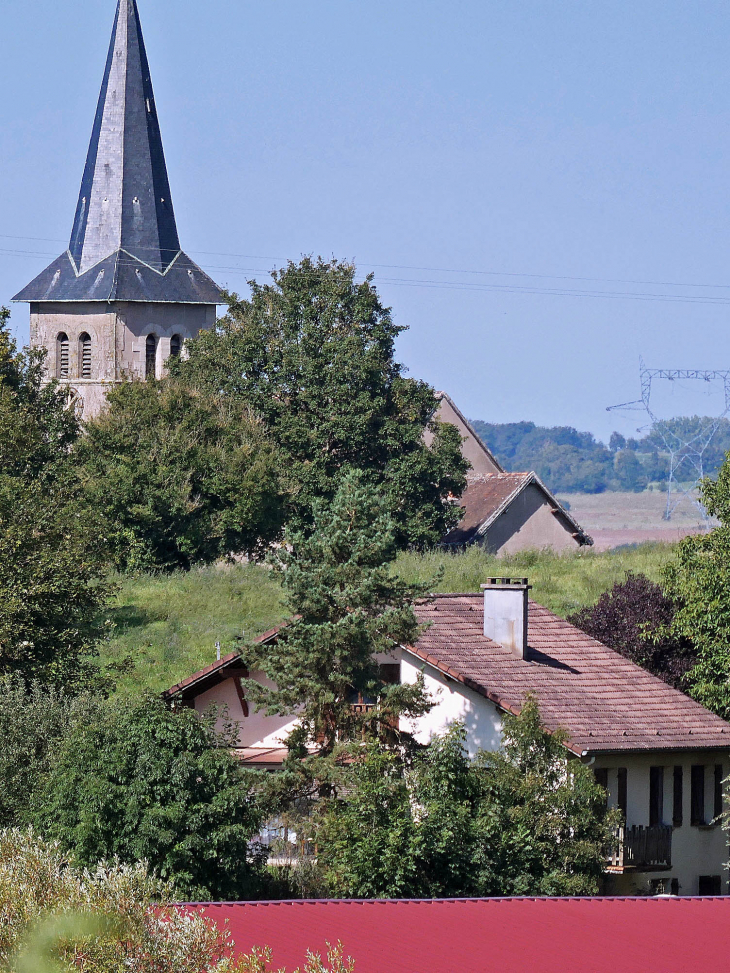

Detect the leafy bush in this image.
[32,696,267,901]
[0,829,232,973]
[77,379,286,572]
[0,677,104,828]
[568,572,695,689]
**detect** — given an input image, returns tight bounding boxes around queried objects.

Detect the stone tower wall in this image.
[30,301,216,419]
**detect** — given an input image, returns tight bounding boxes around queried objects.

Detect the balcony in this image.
[606,825,672,872]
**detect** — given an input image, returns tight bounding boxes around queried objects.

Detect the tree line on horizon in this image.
[473,416,730,494]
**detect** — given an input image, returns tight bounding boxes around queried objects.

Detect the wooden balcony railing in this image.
[607,825,672,872]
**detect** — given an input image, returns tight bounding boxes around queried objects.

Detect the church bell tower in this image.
[13,0,222,417]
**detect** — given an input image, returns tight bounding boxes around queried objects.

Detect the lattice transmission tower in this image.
[607,360,730,521]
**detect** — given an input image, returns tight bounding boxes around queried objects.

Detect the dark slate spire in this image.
[14,0,221,304]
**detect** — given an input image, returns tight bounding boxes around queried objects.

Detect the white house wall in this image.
[193,671,300,750]
[594,750,730,896]
[400,652,502,756]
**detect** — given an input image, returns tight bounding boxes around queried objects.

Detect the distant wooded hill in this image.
[471,417,730,494]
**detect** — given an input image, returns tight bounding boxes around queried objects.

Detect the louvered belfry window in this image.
[79,333,92,379]
[146,334,158,379]
[170,334,182,359]
[57,333,69,378]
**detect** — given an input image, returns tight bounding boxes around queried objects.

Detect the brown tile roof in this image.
[410,594,730,755]
[443,472,592,546]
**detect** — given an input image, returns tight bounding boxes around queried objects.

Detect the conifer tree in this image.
[245,470,433,762]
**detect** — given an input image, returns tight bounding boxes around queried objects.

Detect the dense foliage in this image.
[245,470,432,763]
[0,829,235,973]
[175,258,468,547]
[309,700,615,898]
[0,678,103,829]
[568,573,695,690]
[32,696,267,901]
[473,415,730,494]
[77,379,286,572]
[0,309,110,685]
[664,460,730,718]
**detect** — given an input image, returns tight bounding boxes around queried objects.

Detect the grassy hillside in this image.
[98,564,285,696]
[100,543,677,695]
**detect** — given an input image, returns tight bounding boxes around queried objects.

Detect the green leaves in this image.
[246,471,432,760]
[176,259,468,547]
[0,311,110,686]
[32,695,267,901]
[76,379,287,571]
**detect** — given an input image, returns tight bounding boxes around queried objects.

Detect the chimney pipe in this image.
[481,578,531,659]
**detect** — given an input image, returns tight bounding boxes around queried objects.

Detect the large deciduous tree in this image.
[76,378,286,572]
[32,695,267,901]
[175,258,468,547]
[0,309,110,686]
[664,461,730,718]
[308,700,615,899]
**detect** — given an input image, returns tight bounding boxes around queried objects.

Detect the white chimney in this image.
[481,578,531,659]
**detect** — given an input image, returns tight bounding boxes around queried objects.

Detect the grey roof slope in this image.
[14,0,222,305]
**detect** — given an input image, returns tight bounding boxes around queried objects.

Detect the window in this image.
[379,663,400,685]
[145,334,158,379]
[691,765,705,826]
[698,875,722,896]
[649,766,664,826]
[170,334,182,358]
[617,767,628,818]
[56,333,69,378]
[78,333,91,379]
[594,768,608,800]
[673,766,683,826]
[714,764,723,821]
[670,878,679,896]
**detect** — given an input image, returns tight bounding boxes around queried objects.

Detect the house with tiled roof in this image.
[165,580,730,896]
[429,393,592,552]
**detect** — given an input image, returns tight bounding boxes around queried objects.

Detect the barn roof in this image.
[443,470,593,546]
[410,594,730,755]
[185,897,730,973]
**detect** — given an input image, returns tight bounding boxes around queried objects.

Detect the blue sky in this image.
[3,0,730,440]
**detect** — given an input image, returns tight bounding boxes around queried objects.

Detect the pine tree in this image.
[245,470,433,762]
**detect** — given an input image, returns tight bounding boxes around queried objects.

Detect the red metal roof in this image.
[186,897,730,973]
[410,594,730,754]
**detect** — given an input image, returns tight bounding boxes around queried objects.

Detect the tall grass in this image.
[393,543,676,617]
[100,543,678,694]
[97,563,285,695]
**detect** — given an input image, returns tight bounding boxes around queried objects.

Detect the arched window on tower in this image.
[146,334,158,379]
[56,333,69,379]
[170,334,182,359]
[78,333,92,379]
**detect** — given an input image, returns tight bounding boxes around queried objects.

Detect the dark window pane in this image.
[670,878,679,896]
[146,334,157,379]
[594,768,608,798]
[691,765,705,826]
[379,663,400,685]
[170,334,182,358]
[673,766,683,827]
[650,766,664,826]
[698,875,722,896]
[617,767,627,818]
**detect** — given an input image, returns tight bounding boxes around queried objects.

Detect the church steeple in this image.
[70,0,180,275]
[14,0,220,304]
